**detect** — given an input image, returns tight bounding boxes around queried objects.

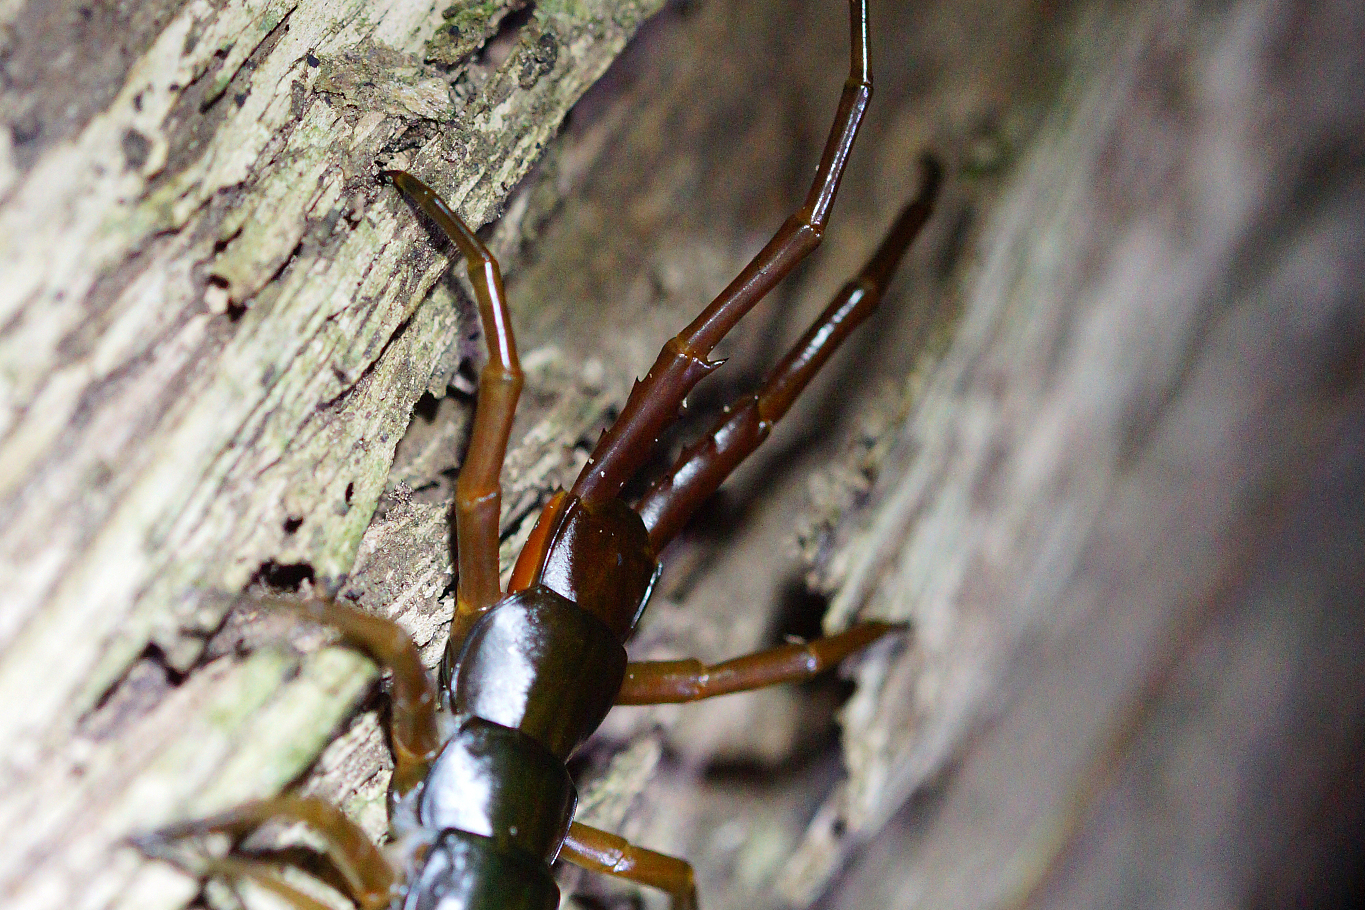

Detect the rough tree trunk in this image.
[1,1,1361,910]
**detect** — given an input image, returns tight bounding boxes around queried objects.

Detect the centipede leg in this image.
[200,857,338,910]
[262,597,439,798]
[560,822,698,910]
[615,620,904,705]
[383,171,524,675]
[135,796,397,910]
[636,155,942,549]
[568,0,873,508]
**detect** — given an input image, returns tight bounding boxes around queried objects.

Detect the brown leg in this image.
[382,171,524,670]
[180,856,339,910]
[560,822,698,910]
[615,621,903,705]
[264,597,439,798]
[568,0,873,508]
[137,796,397,910]
[636,156,942,548]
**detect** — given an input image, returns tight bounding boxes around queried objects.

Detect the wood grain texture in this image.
[789,2,1365,908]
[0,1,664,907]
[3,0,1362,910]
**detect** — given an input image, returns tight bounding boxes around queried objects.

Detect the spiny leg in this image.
[560,822,698,910]
[382,171,524,672]
[568,0,873,508]
[264,597,439,798]
[615,620,903,705]
[636,155,942,549]
[136,795,397,910]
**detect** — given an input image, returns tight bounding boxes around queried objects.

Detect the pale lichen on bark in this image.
[0,1,663,907]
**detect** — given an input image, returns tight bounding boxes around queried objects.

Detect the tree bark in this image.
[2,1,1362,910]
[0,1,669,907]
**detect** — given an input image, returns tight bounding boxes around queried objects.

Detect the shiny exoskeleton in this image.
[138,3,941,909]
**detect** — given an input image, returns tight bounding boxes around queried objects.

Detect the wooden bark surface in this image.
[0,1,669,907]
[3,1,1363,910]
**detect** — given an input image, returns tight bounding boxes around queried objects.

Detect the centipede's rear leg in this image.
[616,157,941,705]
[637,155,942,549]
[566,0,874,509]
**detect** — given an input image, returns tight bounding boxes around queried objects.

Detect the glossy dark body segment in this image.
[532,495,659,640]
[418,717,577,862]
[137,3,943,910]
[450,588,628,761]
[402,829,559,910]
